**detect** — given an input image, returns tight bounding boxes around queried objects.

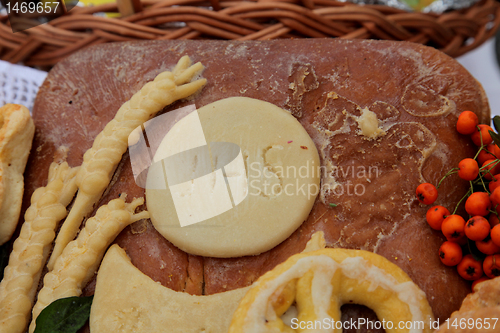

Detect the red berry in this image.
[456,111,479,135]
[465,192,491,216]
[465,216,491,241]
[457,254,483,280]
[471,124,494,146]
[442,215,466,242]
[477,148,496,165]
[439,241,463,266]
[489,214,500,228]
[458,158,479,181]
[476,236,500,255]
[492,144,500,158]
[481,159,499,181]
[426,206,450,230]
[491,224,500,247]
[489,175,500,193]
[483,255,500,279]
[416,183,438,205]
[490,187,500,208]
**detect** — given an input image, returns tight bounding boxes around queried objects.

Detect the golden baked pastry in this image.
[29,196,148,333]
[436,277,500,333]
[0,162,77,333]
[90,232,328,333]
[27,55,206,332]
[0,56,206,333]
[0,103,35,245]
[229,248,434,333]
[47,56,206,270]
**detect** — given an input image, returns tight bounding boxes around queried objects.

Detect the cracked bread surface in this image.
[27,39,490,328]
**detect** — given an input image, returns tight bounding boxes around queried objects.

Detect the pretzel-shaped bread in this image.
[229,248,434,333]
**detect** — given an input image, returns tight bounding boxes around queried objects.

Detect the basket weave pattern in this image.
[1,0,499,66]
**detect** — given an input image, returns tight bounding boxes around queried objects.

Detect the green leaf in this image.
[493,116,500,133]
[328,203,338,208]
[399,0,420,7]
[34,296,93,333]
[0,242,10,281]
[489,130,500,149]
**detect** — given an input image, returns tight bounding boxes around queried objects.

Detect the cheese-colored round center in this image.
[146,97,320,258]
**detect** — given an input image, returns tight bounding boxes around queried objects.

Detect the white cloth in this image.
[457,38,500,122]
[0,60,48,113]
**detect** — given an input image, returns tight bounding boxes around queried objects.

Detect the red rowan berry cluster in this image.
[416,111,500,288]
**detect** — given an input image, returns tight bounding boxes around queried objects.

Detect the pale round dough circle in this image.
[146,97,320,258]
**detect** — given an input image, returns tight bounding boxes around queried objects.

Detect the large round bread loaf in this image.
[26,39,490,326]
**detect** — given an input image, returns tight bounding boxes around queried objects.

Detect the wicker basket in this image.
[1,0,500,66]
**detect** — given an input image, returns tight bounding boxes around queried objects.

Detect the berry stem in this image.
[474,146,484,160]
[479,159,500,171]
[453,188,473,215]
[478,172,489,194]
[478,159,500,193]
[437,168,459,189]
[478,125,484,147]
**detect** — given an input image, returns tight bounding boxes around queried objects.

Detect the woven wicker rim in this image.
[1,0,499,67]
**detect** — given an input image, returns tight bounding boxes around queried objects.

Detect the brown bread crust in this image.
[26,39,490,323]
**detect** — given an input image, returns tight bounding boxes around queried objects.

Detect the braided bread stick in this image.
[47,56,206,270]
[0,162,78,333]
[29,196,149,333]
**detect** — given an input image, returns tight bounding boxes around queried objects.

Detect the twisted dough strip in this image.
[29,196,149,333]
[47,55,206,270]
[0,162,79,333]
